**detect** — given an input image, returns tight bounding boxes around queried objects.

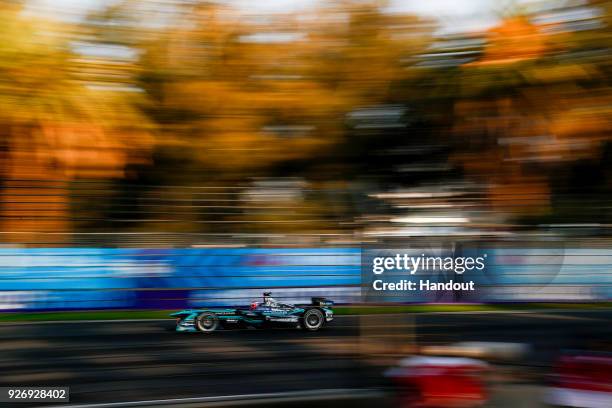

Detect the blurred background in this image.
[0,0,610,247]
[0,0,611,407]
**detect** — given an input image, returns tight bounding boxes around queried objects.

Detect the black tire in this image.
[196,312,219,333]
[301,309,324,331]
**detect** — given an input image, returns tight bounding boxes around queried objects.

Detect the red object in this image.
[545,353,612,407]
[387,357,488,408]
[554,354,612,393]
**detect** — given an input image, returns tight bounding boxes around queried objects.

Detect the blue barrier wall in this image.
[0,247,610,311]
[0,248,361,310]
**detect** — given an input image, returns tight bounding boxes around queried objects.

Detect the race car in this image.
[171,292,334,333]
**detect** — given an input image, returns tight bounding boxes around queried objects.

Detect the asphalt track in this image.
[0,311,610,407]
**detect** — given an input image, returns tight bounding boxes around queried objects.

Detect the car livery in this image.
[171,292,334,333]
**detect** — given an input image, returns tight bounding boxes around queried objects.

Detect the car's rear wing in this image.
[311,297,334,307]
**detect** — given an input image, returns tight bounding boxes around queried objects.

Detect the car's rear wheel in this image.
[196,312,219,333]
[301,309,324,331]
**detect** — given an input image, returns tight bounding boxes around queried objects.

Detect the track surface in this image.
[0,311,610,406]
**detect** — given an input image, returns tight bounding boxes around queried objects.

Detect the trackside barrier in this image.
[0,247,611,311]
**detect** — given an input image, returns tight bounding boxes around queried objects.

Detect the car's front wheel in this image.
[301,309,324,331]
[196,312,219,333]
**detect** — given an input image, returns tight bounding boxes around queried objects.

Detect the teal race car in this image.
[171,292,334,333]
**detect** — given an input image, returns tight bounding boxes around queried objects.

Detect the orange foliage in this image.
[469,16,547,66]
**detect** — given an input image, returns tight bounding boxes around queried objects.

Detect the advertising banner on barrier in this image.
[0,246,610,311]
[0,248,361,311]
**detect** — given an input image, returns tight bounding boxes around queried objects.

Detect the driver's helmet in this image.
[250,301,259,310]
[263,292,276,306]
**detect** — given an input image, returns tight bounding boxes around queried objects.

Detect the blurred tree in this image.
[434,1,612,224]
[0,0,151,243]
[86,0,434,237]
